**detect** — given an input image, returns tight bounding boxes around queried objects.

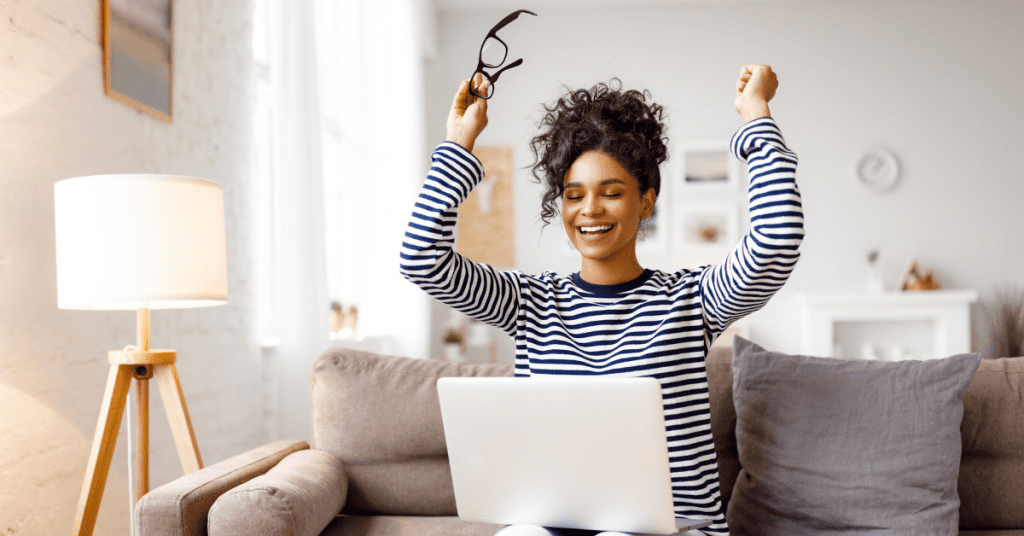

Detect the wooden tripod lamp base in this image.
[72,310,204,536]
[54,175,227,536]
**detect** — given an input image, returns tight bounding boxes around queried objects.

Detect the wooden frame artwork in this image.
[102,0,174,122]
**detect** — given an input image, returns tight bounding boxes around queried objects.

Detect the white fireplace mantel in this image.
[798,290,978,360]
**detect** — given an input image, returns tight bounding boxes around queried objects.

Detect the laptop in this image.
[437,377,714,535]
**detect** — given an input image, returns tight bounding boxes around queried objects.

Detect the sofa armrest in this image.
[135,439,309,536]
[208,449,348,536]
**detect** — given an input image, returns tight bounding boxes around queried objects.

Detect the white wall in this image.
[0,0,264,533]
[424,0,1024,359]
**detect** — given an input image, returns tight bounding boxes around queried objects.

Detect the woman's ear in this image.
[640,188,656,220]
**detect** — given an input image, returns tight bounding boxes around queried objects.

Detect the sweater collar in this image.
[571,269,654,295]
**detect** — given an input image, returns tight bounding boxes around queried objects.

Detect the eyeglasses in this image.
[469,9,537,100]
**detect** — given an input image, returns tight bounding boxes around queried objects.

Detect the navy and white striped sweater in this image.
[400,117,803,535]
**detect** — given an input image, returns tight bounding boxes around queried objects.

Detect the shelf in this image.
[798,290,978,360]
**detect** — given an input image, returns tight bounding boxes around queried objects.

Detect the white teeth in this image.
[580,225,613,234]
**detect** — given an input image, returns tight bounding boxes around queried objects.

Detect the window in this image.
[250,0,432,358]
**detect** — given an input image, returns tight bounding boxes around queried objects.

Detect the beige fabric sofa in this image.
[136,346,1024,536]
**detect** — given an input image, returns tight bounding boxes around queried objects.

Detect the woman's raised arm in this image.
[699,65,804,342]
[400,76,520,335]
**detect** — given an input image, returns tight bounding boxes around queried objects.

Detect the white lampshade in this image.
[54,174,228,310]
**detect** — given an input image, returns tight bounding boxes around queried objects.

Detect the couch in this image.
[136,345,1024,536]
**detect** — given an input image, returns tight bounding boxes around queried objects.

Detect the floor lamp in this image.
[54,175,228,536]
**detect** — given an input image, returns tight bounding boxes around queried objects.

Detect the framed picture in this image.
[103,0,173,121]
[674,142,741,192]
[672,202,739,251]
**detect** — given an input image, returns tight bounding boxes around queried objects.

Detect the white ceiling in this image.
[431,0,863,13]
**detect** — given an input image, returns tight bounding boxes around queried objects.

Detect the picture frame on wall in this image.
[674,142,741,192]
[672,201,738,252]
[103,0,174,122]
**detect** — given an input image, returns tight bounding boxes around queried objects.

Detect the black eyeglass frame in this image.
[469,9,537,99]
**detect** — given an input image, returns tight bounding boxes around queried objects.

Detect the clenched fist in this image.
[735,64,777,123]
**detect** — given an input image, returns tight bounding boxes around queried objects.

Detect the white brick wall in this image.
[0,0,264,533]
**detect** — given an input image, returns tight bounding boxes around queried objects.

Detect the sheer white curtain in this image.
[315,0,432,360]
[263,0,331,441]
[254,0,433,440]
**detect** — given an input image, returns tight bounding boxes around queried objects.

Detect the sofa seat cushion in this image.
[958,357,1024,529]
[321,515,503,536]
[727,336,981,535]
[311,348,513,515]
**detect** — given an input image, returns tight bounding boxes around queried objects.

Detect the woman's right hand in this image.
[446,73,490,153]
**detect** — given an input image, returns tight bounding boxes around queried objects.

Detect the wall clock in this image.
[856,148,900,193]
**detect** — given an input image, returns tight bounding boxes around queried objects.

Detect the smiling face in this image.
[562,150,656,285]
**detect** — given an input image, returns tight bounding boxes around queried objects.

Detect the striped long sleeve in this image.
[700,116,804,341]
[399,142,521,335]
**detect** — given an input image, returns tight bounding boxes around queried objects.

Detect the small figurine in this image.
[330,302,359,339]
[897,259,940,291]
[906,269,940,291]
[442,327,465,362]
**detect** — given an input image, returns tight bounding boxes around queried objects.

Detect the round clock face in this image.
[856,148,900,193]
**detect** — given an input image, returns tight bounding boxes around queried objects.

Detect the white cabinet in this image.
[798,290,978,361]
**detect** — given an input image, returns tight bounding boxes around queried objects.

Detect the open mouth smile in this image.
[578,224,614,235]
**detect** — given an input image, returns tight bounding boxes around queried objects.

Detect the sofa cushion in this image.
[207,449,347,536]
[958,356,1024,529]
[727,336,980,535]
[320,515,502,536]
[311,349,513,515]
[705,346,739,512]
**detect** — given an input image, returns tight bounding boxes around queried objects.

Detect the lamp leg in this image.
[128,370,150,536]
[153,364,203,473]
[133,371,150,501]
[133,309,152,502]
[72,364,133,536]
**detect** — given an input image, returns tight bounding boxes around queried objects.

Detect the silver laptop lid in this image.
[438,376,705,535]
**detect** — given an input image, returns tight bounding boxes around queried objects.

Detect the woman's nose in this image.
[581,194,603,216]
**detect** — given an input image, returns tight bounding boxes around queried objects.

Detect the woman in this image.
[400,65,803,536]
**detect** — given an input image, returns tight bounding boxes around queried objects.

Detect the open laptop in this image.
[437,377,713,535]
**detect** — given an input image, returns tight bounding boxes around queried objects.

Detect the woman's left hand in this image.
[735,64,777,122]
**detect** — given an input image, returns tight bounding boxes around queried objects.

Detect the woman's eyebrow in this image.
[563,178,627,189]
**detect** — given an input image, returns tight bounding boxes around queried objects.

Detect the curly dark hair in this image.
[529,78,668,225]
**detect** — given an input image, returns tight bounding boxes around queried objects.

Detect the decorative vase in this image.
[867,263,884,294]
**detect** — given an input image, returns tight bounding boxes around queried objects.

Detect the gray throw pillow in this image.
[727,336,980,536]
